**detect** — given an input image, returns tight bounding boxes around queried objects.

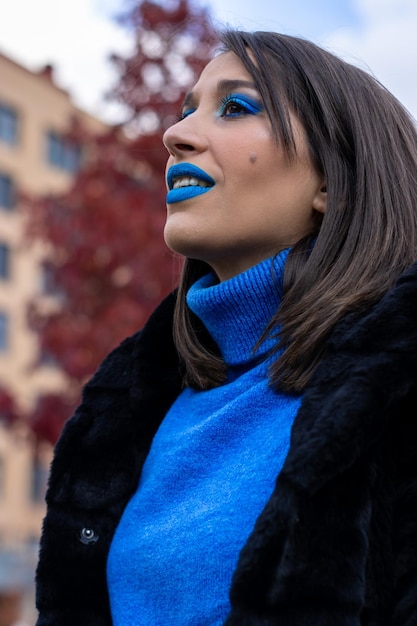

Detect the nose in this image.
[163,115,207,157]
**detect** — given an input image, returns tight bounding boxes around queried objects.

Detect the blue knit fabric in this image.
[107,250,302,625]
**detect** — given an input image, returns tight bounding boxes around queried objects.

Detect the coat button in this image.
[79,527,99,545]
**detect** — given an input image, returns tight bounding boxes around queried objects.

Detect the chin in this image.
[163,215,204,255]
[164,226,199,259]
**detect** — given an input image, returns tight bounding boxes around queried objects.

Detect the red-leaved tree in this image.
[26,0,216,444]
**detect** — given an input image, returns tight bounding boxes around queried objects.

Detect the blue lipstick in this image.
[166,163,215,204]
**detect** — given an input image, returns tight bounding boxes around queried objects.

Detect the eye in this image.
[218,93,263,119]
[178,107,196,122]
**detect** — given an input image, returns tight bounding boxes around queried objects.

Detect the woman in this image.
[35,30,417,625]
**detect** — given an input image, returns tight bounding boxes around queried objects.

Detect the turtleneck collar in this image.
[186,249,289,366]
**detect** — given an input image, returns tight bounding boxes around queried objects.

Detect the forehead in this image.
[191,51,254,93]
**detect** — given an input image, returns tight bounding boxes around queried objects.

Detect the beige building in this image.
[0,50,108,620]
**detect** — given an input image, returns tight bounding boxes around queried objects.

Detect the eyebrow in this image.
[182,79,258,110]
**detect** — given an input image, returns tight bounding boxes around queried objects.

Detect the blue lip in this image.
[166,163,215,204]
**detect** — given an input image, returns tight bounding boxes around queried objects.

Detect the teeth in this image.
[172,176,211,189]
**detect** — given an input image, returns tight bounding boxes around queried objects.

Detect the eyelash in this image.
[178,93,263,121]
[218,94,263,118]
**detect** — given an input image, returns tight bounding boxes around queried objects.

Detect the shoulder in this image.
[86,289,178,391]
[282,261,417,493]
[46,289,181,505]
[328,259,417,355]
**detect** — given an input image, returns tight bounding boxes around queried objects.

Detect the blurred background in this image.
[0,0,415,623]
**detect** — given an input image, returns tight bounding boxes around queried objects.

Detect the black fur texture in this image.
[36,265,417,625]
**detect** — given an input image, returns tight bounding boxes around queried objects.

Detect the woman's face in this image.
[163,51,326,281]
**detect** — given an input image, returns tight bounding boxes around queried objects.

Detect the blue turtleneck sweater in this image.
[107,250,301,625]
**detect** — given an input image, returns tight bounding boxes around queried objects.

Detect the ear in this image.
[312,182,327,214]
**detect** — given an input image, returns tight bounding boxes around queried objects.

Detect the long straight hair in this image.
[173,30,417,392]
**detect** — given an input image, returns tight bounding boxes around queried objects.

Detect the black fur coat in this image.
[35,262,417,626]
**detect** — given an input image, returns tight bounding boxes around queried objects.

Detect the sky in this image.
[1,0,416,123]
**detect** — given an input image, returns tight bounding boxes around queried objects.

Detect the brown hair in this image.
[173,30,417,392]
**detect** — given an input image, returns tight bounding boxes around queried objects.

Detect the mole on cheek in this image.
[249,153,257,164]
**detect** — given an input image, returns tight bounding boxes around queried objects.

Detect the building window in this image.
[39,261,56,295]
[46,131,81,173]
[39,348,58,368]
[0,313,8,351]
[31,457,49,503]
[0,173,14,211]
[0,243,10,280]
[0,103,18,145]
